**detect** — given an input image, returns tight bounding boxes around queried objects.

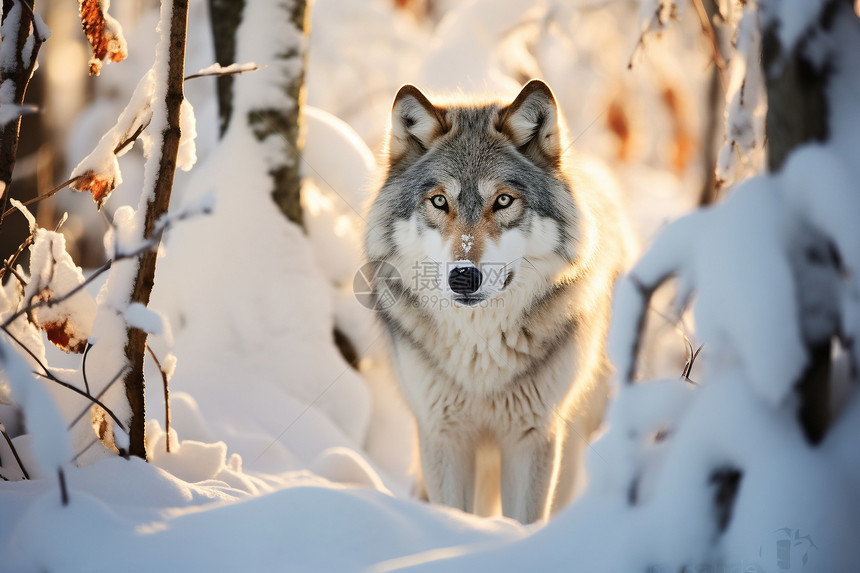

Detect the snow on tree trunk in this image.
[0,0,47,204]
[760,0,852,445]
[240,0,308,228]
[121,0,189,459]
[761,3,833,172]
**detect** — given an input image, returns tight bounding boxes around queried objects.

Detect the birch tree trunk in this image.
[254,0,307,228]
[208,0,243,138]
[209,0,307,227]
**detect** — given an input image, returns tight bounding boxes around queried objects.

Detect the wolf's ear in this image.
[497,80,562,167]
[389,85,448,168]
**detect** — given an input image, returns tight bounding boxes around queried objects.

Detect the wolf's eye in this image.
[493,194,515,211]
[430,194,449,211]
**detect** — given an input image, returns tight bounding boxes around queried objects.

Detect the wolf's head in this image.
[367,80,583,310]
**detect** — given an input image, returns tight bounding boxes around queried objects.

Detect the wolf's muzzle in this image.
[448,266,482,295]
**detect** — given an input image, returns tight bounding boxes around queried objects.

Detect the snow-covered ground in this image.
[1,0,859,571]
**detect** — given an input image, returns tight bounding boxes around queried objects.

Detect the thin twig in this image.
[0,421,29,479]
[66,364,127,431]
[81,342,93,394]
[625,272,677,383]
[1,258,112,330]
[691,0,727,94]
[113,120,150,156]
[685,343,705,384]
[1,176,81,223]
[72,435,98,463]
[0,216,189,331]
[7,265,27,288]
[0,233,34,283]
[0,324,127,432]
[146,344,171,453]
[3,200,211,332]
[58,467,69,506]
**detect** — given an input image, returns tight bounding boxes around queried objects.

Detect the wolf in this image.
[364,79,633,523]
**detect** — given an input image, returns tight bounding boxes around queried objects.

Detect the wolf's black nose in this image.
[448,266,482,295]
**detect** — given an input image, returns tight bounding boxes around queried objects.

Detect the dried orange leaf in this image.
[42,318,89,354]
[26,232,97,354]
[71,170,116,210]
[607,99,632,162]
[79,0,128,76]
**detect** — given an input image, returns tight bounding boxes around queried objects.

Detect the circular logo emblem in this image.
[353,261,402,310]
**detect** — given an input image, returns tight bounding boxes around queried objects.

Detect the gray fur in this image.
[365,80,633,523]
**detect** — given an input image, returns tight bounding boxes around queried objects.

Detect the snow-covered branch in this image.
[184,61,262,81]
[0,0,48,202]
[116,0,190,459]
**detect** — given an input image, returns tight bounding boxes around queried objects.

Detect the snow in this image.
[716,3,766,189]
[0,339,72,481]
[2,0,860,571]
[123,302,163,335]
[69,68,156,208]
[0,103,38,126]
[176,97,197,171]
[190,61,259,77]
[760,0,827,55]
[24,229,98,354]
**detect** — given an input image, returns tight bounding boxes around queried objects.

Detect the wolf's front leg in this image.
[500,430,557,523]
[418,429,477,514]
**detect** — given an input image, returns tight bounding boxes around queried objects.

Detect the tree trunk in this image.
[697,0,724,206]
[0,0,43,214]
[246,0,308,228]
[761,10,834,172]
[760,0,852,445]
[122,0,189,459]
[208,0,244,138]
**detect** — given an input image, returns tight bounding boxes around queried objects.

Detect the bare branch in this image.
[0,420,29,479]
[113,120,151,156]
[0,205,205,333]
[58,467,69,506]
[0,233,34,283]
[623,272,677,383]
[6,265,27,288]
[146,345,172,453]
[67,364,127,431]
[81,342,94,394]
[0,177,83,223]
[0,324,127,433]
[1,258,112,331]
[72,436,98,463]
[691,0,727,94]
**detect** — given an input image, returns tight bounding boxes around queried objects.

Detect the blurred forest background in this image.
[5,0,721,272]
